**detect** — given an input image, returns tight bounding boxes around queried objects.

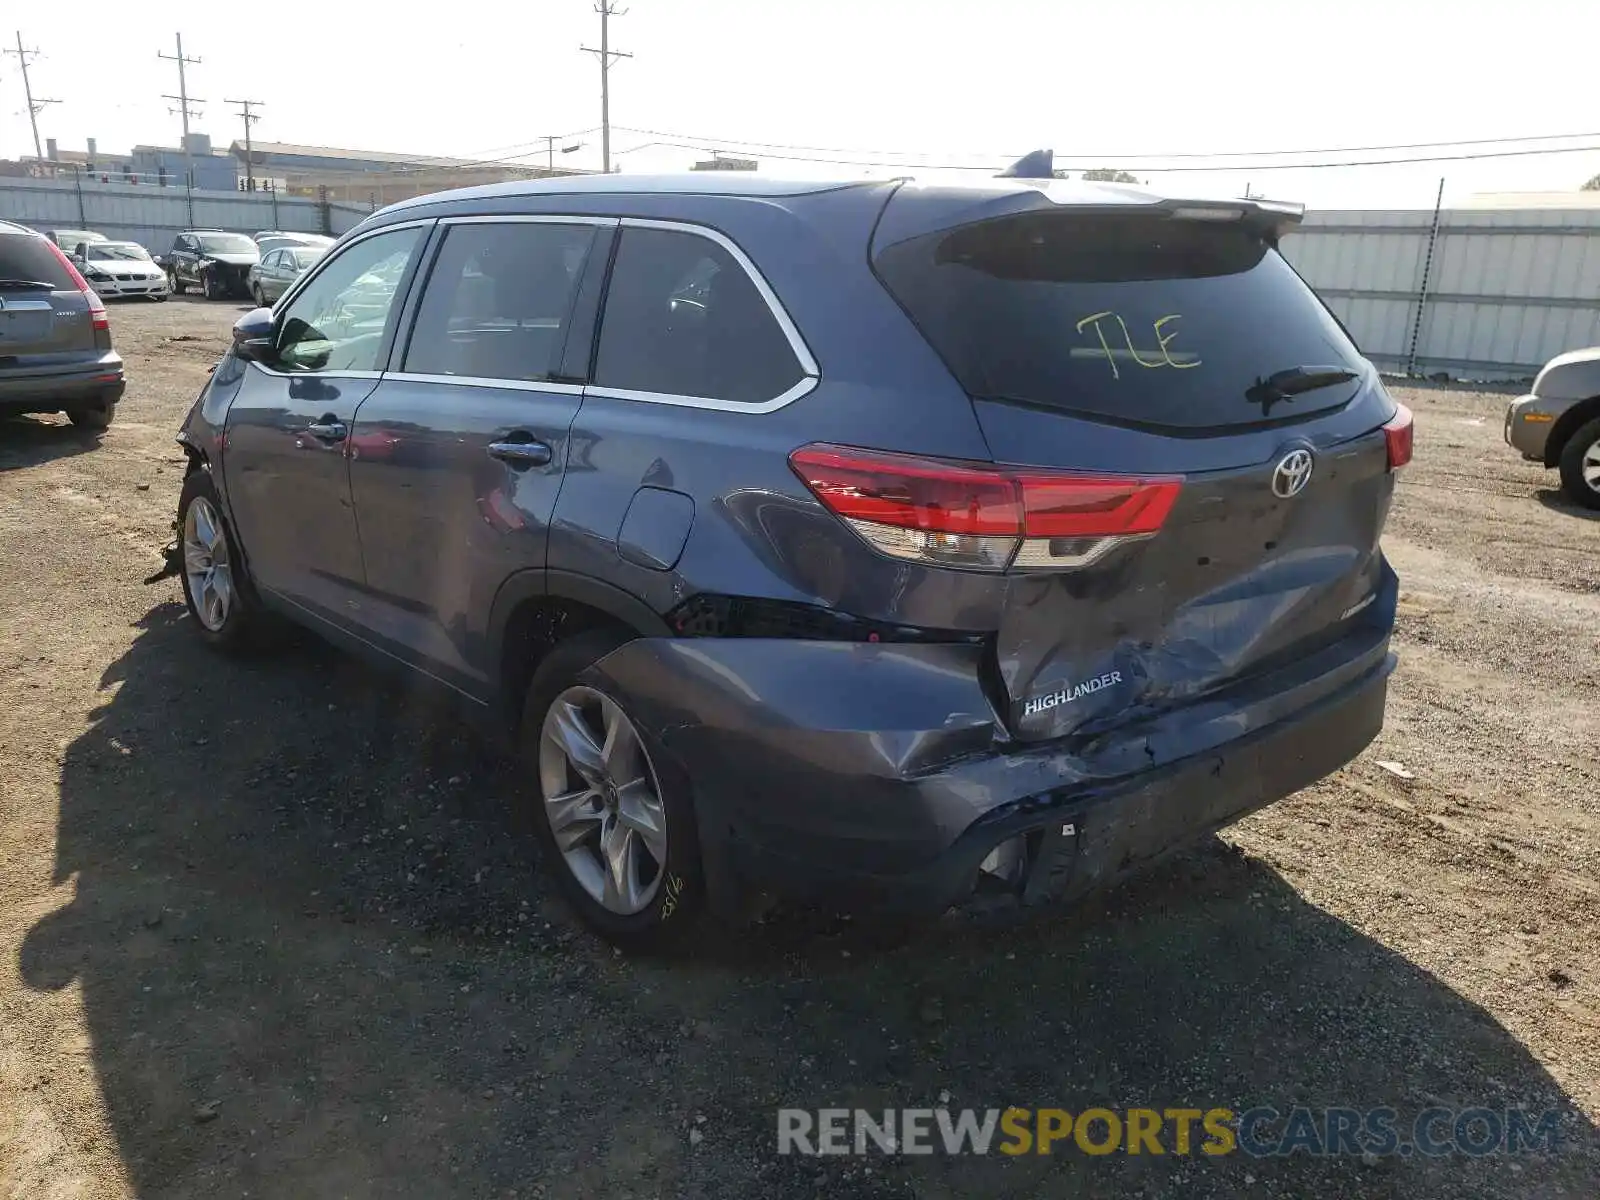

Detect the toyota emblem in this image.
[1271,449,1315,499]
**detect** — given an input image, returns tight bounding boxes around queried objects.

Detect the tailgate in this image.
[871,191,1405,741]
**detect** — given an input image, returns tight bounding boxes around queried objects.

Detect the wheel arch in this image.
[489,570,672,729]
[1544,394,1600,467]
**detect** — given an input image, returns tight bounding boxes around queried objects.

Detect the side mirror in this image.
[232,307,277,363]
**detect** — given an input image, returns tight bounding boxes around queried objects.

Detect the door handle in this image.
[487,439,553,468]
[305,420,347,440]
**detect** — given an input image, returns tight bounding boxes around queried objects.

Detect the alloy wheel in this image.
[183,496,234,632]
[1583,437,1600,493]
[538,685,669,915]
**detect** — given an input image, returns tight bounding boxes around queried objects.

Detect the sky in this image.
[5,0,1600,211]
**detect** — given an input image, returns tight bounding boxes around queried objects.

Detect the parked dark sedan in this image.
[169,169,1408,948]
[166,231,260,299]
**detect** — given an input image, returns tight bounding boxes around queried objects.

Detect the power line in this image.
[455,126,600,161]
[226,97,264,190]
[580,2,631,172]
[5,32,60,162]
[611,123,1600,165]
[612,138,1600,175]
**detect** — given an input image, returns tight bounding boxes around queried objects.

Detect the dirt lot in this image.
[1,298,1597,1199]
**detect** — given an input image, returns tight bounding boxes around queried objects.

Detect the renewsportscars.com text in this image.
[777,1106,1562,1158]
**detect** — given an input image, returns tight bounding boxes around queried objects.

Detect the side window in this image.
[261,250,279,271]
[276,227,423,374]
[593,227,806,405]
[403,221,598,383]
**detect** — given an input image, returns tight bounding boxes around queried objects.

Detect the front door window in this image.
[276,227,423,373]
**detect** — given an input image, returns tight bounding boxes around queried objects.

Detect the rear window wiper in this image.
[1246,365,1359,414]
[0,278,56,290]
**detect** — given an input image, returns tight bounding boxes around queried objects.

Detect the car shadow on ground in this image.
[1534,488,1600,522]
[0,413,106,471]
[19,603,1600,1199]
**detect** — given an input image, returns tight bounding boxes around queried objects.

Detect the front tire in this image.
[169,269,186,296]
[522,631,703,950]
[66,395,116,430]
[177,471,258,650]
[1557,416,1600,510]
[203,270,224,300]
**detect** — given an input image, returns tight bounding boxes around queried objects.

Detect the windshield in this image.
[199,234,258,256]
[87,243,152,262]
[874,211,1365,430]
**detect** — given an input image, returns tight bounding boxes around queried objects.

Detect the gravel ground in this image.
[1,299,1596,1199]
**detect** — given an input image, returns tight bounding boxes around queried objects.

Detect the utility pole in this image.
[159,33,203,187]
[5,33,61,163]
[580,2,631,173]
[226,97,263,190]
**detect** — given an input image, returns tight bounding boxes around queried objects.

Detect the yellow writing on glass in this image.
[1075,311,1201,379]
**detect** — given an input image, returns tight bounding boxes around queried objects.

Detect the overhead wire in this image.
[609,138,1600,174]
[608,125,1600,164]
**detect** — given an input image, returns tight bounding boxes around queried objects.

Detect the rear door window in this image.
[0,234,78,290]
[404,221,598,383]
[873,212,1366,430]
[593,226,805,406]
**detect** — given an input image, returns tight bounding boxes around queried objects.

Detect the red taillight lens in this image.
[787,445,1021,535]
[1016,474,1181,537]
[41,238,109,330]
[789,443,1181,572]
[1383,404,1414,470]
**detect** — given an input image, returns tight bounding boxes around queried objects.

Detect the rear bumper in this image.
[586,586,1397,919]
[731,650,1390,915]
[0,363,125,411]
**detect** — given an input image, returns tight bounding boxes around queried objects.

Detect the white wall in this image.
[1282,207,1600,380]
[0,176,370,253]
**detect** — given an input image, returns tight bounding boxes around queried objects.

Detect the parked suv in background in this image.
[171,174,1409,947]
[1505,347,1600,508]
[0,219,124,429]
[166,230,260,299]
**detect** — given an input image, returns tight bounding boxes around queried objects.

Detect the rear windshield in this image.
[0,234,78,289]
[874,212,1365,430]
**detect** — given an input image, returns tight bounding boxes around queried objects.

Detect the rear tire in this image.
[66,396,115,430]
[521,630,704,952]
[252,284,267,307]
[177,470,259,651]
[1557,416,1600,510]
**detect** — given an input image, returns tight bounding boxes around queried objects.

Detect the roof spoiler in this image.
[997,149,1054,179]
[1156,196,1306,240]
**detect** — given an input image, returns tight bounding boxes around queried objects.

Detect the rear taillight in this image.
[789,443,1181,573]
[1383,404,1414,470]
[41,238,109,332]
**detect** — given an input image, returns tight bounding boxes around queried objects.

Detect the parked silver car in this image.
[1505,347,1600,508]
[248,244,326,306]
